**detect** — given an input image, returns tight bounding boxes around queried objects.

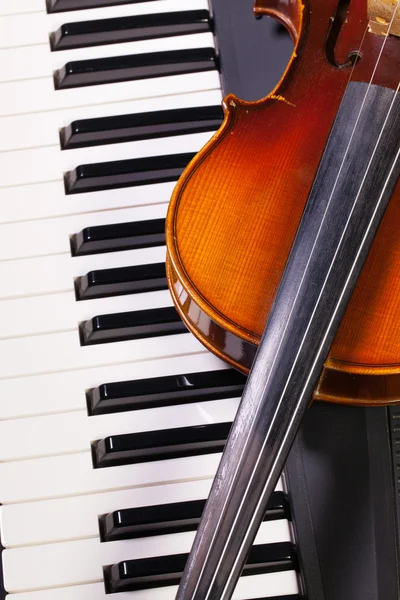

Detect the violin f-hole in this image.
[325,0,361,68]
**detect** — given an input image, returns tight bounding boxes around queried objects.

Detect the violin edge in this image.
[166,255,400,406]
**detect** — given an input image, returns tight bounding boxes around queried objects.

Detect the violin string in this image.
[189,5,400,600]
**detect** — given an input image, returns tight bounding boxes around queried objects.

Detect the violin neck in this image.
[176,81,400,600]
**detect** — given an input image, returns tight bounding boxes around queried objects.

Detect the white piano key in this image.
[0,397,240,461]
[0,31,214,83]
[0,0,209,49]
[0,289,173,339]
[0,479,215,547]
[0,450,222,504]
[3,520,291,592]
[0,70,221,117]
[0,88,222,152]
[0,180,175,223]
[0,0,43,16]
[2,478,284,548]
[0,352,225,419]
[0,202,168,260]
[5,572,300,600]
[0,245,165,299]
[0,130,214,188]
[0,325,204,380]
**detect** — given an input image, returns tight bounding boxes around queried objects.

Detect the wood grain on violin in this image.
[166,0,400,406]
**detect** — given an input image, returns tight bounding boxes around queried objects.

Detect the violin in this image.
[166,0,400,599]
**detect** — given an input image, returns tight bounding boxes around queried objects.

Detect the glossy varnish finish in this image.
[166,0,400,405]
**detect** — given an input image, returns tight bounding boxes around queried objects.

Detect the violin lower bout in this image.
[166,106,400,407]
[166,207,400,408]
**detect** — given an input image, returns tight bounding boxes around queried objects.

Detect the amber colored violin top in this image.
[166,0,400,406]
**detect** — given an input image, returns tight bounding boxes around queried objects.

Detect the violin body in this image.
[166,0,400,406]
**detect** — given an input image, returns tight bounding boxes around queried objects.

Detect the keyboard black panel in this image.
[212,0,293,101]
[286,402,400,600]
[389,405,400,568]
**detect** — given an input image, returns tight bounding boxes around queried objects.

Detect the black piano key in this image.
[103,543,296,593]
[64,152,195,194]
[60,105,223,149]
[81,306,186,345]
[51,10,211,51]
[92,422,231,468]
[47,0,157,13]
[76,262,167,300]
[54,47,217,89]
[87,368,246,415]
[99,491,290,542]
[100,499,205,542]
[239,542,297,575]
[71,218,165,256]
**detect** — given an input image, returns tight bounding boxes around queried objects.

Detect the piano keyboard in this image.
[0,1,301,598]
